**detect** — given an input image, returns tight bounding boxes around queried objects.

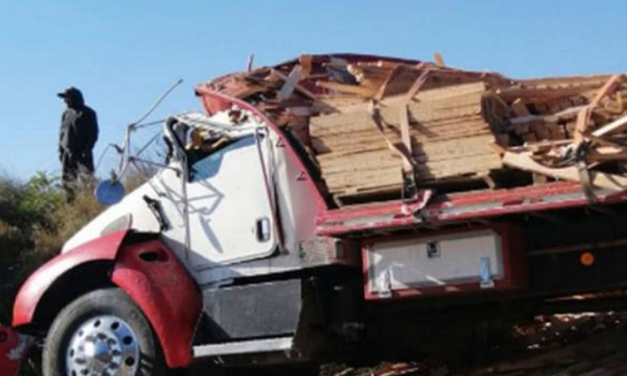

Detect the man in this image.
[57,87,99,198]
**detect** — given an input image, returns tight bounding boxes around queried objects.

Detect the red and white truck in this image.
[3,54,627,376]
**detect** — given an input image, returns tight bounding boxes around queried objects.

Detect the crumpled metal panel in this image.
[12,230,129,327]
[112,239,202,369]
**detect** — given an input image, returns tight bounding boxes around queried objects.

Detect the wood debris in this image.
[320,312,627,376]
[197,54,627,206]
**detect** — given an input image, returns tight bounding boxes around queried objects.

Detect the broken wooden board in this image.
[503,151,627,191]
[347,63,512,97]
[591,112,627,138]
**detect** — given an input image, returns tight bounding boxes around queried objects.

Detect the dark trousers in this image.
[61,151,94,201]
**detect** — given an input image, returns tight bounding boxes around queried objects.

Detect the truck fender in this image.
[12,230,129,328]
[111,239,202,369]
[0,325,33,376]
[13,230,201,369]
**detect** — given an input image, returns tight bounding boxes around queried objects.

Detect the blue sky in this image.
[1,0,626,180]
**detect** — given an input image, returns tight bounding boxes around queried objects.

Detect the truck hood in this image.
[63,180,162,252]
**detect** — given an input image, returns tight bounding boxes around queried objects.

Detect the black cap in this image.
[57,87,81,98]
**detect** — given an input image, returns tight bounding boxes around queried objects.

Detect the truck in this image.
[3,53,627,376]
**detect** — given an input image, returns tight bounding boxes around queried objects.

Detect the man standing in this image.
[57,87,99,198]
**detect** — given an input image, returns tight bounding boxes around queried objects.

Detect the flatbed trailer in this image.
[318,181,627,236]
[319,181,627,301]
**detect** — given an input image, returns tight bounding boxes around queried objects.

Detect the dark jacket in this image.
[59,89,99,167]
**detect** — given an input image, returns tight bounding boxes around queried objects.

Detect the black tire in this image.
[42,288,166,376]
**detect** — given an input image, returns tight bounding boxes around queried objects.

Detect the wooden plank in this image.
[316,81,377,97]
[591,113,627,138]
[311,113,488,144]
[497,84,602,102]
[347,63,507,94]
[312,118,490,142]
[503,152,627,191]
[299,54,312,79]
[585,146,627,162]
[434,51,445,67]
[277,65,302,100]
[318,132,497,158]
[271,69,317,99]
[320,146,501,189]
[246,53,254,72]
[574,74,622,144]
[310,90,486,135]
[531,122,551,140]
[518,74,615,89]
[511,98,531,117]
[374,65,405,101]
[347,64,393,89]
[587,151,627,162]
[328,82,488,116]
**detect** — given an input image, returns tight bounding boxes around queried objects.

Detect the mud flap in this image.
[0,325,33,376]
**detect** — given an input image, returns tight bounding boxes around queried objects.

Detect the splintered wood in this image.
[198,54,627,205]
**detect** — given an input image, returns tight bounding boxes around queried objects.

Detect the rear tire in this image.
[42,288,166,376]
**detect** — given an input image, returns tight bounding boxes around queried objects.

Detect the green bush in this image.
[0,172,103,323]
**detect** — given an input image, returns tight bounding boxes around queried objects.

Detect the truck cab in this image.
[64,109,333,285]
[10,95,360,376]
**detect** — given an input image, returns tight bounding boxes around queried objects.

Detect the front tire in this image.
[42,288,166,376]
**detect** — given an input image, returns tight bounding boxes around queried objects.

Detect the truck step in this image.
[192,337,294,358]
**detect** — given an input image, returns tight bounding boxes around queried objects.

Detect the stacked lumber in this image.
[196,54,627,205]
[501,74,627,195]
[498,75,627,143]
[310,82,508,197]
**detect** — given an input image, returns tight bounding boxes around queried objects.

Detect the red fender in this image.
[12,230,129,327]
[0,325,33,376]
[12,230,202,369]
[112,239,202,368]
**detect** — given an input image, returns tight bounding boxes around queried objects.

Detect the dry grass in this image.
[33,190,103,254]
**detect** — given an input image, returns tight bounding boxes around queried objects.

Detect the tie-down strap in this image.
[368,68,433,176]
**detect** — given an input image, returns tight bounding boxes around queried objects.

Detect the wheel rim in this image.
[66,315,139,376]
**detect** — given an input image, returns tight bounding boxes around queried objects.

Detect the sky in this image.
[1,0,626,180]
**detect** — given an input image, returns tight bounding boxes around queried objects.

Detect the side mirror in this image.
[94,179,126,206]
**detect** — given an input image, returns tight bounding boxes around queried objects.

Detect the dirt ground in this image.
[17,312,627,376]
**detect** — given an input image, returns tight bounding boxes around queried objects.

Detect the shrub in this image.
[0,173,104,323]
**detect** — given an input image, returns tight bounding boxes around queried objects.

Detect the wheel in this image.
[42,288,166,376]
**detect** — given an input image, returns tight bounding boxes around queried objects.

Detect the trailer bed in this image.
[317,181,627,236]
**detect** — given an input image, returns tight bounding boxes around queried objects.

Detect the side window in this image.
[188,136,256,182]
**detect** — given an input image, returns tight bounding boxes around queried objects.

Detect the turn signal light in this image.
[580,252,595,267]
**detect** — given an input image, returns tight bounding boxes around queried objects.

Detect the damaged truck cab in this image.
[10,88,354,375]
[7,54,627,376]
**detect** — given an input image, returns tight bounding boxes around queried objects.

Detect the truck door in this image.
[183,133,278,269]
